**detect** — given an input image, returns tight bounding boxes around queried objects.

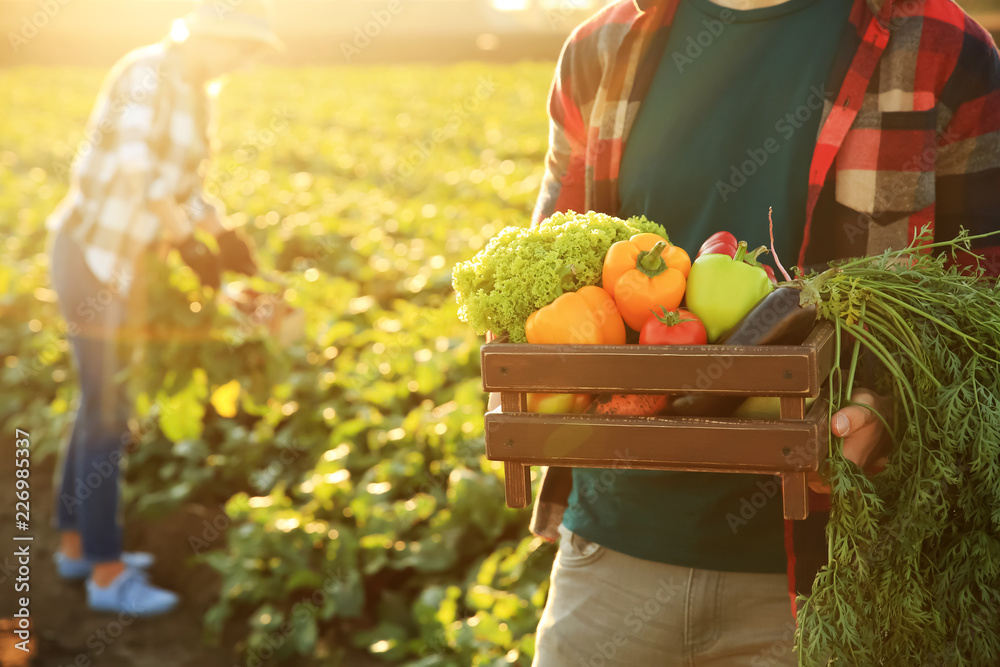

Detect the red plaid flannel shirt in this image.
[535,0,1000,271]
[531,0,1000,610]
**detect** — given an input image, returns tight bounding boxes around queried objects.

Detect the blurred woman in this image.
[47,1,279,616]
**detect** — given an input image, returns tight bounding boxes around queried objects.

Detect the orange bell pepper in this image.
[602,233,690,331]
[524,285,625,414]
[525,285,626,345]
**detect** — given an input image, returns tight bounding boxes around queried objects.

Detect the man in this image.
[47,1,280,616]
[529,0,1000,663]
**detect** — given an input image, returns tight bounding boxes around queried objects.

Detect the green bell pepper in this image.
[684,241,775,342]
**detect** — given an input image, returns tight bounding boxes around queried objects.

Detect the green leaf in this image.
[210,379,241,418]
[156,370,208,443]
[285,568,324,592]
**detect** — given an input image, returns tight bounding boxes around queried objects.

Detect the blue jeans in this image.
[50,231,130,561]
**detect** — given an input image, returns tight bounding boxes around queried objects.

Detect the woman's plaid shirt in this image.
[48,42,219,290]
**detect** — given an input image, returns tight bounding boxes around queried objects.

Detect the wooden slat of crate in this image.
[486,394,827,519]
[780,395,811,519]
[485,399,826,473]
[482,321,835,396]
[499,390,531,509]
[480,322,836,518]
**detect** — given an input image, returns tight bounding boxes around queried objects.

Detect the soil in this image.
[0,450,383,667]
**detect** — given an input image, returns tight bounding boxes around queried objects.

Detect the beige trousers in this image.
[532,526,799,667]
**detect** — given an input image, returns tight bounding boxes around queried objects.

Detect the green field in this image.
[0,63,558,666]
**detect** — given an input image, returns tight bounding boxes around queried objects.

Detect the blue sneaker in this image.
[87,567,179,617]
[55,551,155,581]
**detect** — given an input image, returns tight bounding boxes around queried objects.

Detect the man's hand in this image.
[809,388,893,494]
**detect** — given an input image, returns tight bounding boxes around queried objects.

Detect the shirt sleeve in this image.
[934,23,1000,276]
[533,36,588,226]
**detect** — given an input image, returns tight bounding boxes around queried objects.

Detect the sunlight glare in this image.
[169,19,189,43]
[492,0,530,10]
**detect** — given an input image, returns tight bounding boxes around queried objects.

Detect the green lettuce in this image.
[452,211,664,343]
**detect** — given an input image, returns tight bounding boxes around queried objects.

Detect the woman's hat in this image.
[173,0,283,51]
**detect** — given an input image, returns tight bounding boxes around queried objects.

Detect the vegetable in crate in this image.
[602,232,691,331]
[697,230,739,257]
[584,304,702,418]
[585,391,669,417]
[527,392,593,414]
[525,284,624,413]
[792,231,1000,665]
[452,211,664,343]
[697,230,777,284]
[525,285,625,345]
[670,286,817,417]
[638,307,707,346]
[685,240,775,341]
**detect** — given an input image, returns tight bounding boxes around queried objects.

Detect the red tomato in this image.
[639,307,708,346]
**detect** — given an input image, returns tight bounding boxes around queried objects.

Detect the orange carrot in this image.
[586,392,669,416]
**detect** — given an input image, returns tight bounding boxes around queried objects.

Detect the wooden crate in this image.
[481,321,836,520]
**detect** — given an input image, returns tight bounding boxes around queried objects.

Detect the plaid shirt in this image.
[48,41,221,290]
[534,0,1000,271]
[531,0,1000,610]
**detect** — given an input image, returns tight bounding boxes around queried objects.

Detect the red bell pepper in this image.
[697,231,778,285]
[697,231,738,258]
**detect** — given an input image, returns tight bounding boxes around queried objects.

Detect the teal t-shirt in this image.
[564,0,851,574]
